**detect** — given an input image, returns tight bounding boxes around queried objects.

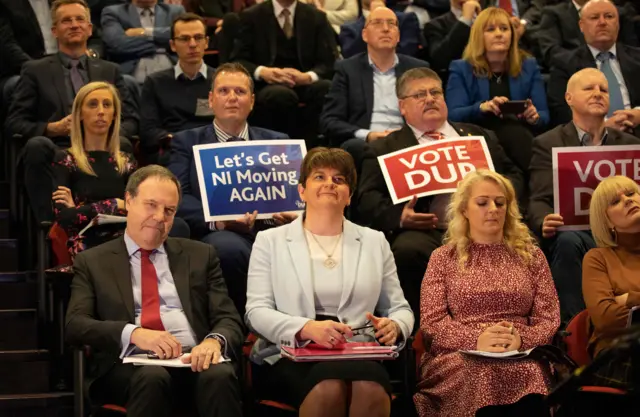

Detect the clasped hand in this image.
[299,312,401,348]
[476,321,521,353]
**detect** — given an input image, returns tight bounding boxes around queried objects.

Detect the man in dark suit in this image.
[229,0,337,145]
[101,0,185,82]
[169,63,293,316]
[530,68,640,322]
[65,165,244,417]
[6,0,139,224]
[547,0,640,132]
[140,12,215,165]
[357,67,524,318]
[537,0,638,69]
[338,0,421,59]
[320,6,428,179]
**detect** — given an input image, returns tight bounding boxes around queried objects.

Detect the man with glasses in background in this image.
[140,13,215,165]
[320,5,428,180]
[356,67,524,322]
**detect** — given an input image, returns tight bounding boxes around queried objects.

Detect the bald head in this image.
[363,7,399,52]
[579,0,619,51]
[565,68,609,119]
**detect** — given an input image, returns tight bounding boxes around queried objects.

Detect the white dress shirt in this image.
[254,0,319,83]
[407,121,460,229]
[133,6,174,84]
[587,44,633,110]
[28,0,57,54]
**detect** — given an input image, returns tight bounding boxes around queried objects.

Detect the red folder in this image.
[280,342,399,362]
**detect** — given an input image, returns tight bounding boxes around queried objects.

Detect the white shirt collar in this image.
[273,0,297,21]
[213,119,250,142]
[135,5,154,16]
[367,54,399,73]
[124,231,165,257]
[407,120,457,141]
[174,62,207,80]
[451,6,462,19]
[587,43,617,60]
[572,0,582,12]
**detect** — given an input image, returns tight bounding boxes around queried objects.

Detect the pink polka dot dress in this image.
[414,243,560,417]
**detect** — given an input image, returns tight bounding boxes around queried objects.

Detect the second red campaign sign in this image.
[377,137,495,205]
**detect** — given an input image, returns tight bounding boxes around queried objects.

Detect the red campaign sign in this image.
[378,137,495,205]
[552,145,640,230]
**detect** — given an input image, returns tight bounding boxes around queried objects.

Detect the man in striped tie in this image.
[65,165,244,417]
[357,67,524,322]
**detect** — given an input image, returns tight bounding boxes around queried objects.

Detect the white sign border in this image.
[377,136,495,205]
[193,139,308,221]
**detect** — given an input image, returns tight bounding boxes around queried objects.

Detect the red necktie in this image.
[424,131,444,141]
[140,249,165,330]
[499,0,513,16]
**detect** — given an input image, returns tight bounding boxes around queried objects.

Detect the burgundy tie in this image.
[423,131,444,141]
[140,249,165,330]
[499,0,513,16]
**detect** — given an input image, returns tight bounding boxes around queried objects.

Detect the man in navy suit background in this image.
[169,63,294,316]
[339,0,422,59]
[321,5,429,182]
[101,0,185,83]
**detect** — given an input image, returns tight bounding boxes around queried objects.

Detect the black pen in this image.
[351,324,375,332]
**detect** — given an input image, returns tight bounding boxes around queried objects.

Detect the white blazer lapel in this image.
[285,218,315,311]
[338,220,362,313]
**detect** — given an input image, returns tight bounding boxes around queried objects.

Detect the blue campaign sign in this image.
[193,140,307,221]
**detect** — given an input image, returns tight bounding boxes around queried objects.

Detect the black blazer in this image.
[65,236,244,389]
[319,53,429,144]
[547,43,640,127]
[356,123,525,233]
[0,0,49,79]
[422,11,470,76]
[528,122,640,237]
[537,2,639,68]
[229,0,337,80]
[6,54,139,140]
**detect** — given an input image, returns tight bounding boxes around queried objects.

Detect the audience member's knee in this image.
[203,231,251,264]
[198,363,237,388]
[169,217,190,239]
[351,380,389,406]
[305,380,348,405]
[23,136,57,164]
[307,79,332,97]
[258,85,299,108]
[130,366,172,391]
[552,231,592,256]
[2,75,20,104]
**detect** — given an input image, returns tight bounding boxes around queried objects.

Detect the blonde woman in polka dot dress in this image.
[414,170,560,417]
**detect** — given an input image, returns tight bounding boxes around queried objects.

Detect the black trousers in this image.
[21,135,133,223]
[252,80,331,148]
[90,362,242,417]
[390,229,444,329]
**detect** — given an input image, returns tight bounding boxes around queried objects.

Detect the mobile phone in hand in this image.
[499,100,527,115]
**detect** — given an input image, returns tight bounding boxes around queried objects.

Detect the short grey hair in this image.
[125,165,182,205]
[396,67,442,98]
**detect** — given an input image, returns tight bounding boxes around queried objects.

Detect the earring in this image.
[611,227,617,243]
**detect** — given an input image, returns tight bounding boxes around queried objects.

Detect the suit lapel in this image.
[127,3,142,27]
[578,45,598,69]
[154,4,167,30]
[285,218,314,310]
[50,56,72,113]
[395,124,420,151]
[111,237,135,323]
[338,220,361,311]
[449,122,474,137]
[615,44,638,104]
[362,55,375,122]
[561,122,581,147]
[87,59,102,82]
[265,5,278,65]
[294,4,311,67]
[165,239,195,328]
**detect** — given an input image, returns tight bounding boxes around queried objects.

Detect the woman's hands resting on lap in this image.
[367,312,402,346]
[476,321,521,353]
[299,320,353,348]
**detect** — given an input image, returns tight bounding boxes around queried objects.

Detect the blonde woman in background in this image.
[51,81,137,259]
[303,0,359,32]
[414,170,560,417]
[582,176,640,388]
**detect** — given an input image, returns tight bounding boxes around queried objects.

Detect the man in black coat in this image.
[357,67,524,320]
[229,0,337,146]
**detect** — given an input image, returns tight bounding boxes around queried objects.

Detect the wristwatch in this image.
[208,334,226,354]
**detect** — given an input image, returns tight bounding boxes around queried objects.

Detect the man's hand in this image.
[215,210,258,233]
[461,0,481,21]
[181,338,222,372]
[542,213,564,239]
[612,109,640,127]
[273,212,298,225]
[130,328,182,359]
[125,28,146,37]
[400,195,438,230]
[366,312,401,346]
[282,68,313,86]
[615,293,629,306]
[52,186,74,208]
[215,19,223,35]
[366,129,399,143]
[45,115,72,137]
[259,67,295,87]
[510,16,526,40]
[604,112,634,132]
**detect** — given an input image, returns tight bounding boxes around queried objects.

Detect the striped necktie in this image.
[423,131,444,141]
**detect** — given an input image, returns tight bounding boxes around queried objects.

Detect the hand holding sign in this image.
[272,212,299,225]
[215,210,258,233]
[400,195,438,230]
[542,213,564,239]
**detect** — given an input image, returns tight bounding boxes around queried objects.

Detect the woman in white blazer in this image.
[245,147,414,417]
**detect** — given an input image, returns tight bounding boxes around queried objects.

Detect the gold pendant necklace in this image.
[309,232,342,269]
